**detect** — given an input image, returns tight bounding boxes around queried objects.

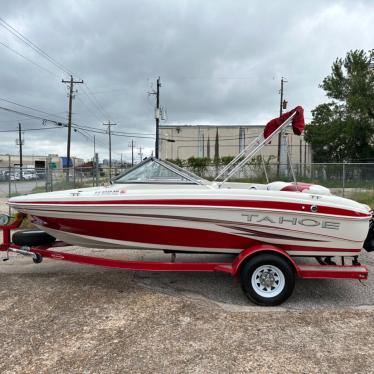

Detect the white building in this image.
[0,154,84,170]
[159,125,311,164]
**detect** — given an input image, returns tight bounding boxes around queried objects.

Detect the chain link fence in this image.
[0,163,373,200]
[0,166,129,199]
[189,162,374,198]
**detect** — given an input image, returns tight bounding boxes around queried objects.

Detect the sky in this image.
[0,0,373,162]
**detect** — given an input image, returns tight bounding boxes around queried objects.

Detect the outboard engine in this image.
[364,214,374,252]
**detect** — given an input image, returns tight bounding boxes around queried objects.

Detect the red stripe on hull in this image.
[14,199,370,218]
[33,216,360,253]
[36,216,258,249]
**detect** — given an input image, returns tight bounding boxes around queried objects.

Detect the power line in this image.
[0,105,64,124]
[0,18,112,124]
[0,95,269,141]
[0,17,73,76]
[0,97,66,120]
[0,40,57,76]
[0,105,266,142]
[75,95,104,123]
[82,84,110,119]
[0,127,62,133]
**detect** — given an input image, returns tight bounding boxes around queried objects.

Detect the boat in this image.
[4,106,374,306]
[7,107,373,258]
[6,155,372,255]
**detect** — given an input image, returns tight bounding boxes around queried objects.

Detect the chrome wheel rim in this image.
[251,265,285,298]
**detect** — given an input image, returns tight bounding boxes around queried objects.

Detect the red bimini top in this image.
[263,106,305,139]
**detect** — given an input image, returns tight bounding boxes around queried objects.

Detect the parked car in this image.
[22,170,37,180]
[10,172,21,181]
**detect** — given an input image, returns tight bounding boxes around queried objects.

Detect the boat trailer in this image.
[0,214,369,306]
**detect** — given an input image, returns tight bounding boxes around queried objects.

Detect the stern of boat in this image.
[364,212,374,252]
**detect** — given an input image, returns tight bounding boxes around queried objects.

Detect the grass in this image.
[349,191,374,209]
[31,180,89,194]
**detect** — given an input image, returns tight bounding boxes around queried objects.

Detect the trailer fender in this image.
[230,244,300,277]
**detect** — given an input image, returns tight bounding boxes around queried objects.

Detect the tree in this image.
[187,157,210,176]
[214,128,219,162]
[305,49,374,162]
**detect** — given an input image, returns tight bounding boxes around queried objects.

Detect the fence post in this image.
[8,155,11,215]
[91,162,94,187]
[73,158,76,188]
[95,153,99,186]
[45,163,48,192]
[342,161,345,197]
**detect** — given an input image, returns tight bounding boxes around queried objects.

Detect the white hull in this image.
[9,184,371,258]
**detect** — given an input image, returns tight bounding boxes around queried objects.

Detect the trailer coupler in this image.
[3,246,43,264]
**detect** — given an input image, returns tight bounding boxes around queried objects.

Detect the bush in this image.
[187,157,210,176]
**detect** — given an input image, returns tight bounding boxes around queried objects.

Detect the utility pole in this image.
[138,146,143,162]
[7,154,11,214]
[149,77,161,158]
[103,121,117,179]
[155,77,161,158]
[62,75,83,182]
[93,135,96,182]
[277,77,287,176]
[95,152,99,186]
[93,135,96,157]
[128,140,135,166]
[16,123,24,180]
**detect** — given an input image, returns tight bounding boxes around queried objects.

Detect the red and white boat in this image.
[4,106,374,305]
[8,107,372,258]
[6,160,372,258]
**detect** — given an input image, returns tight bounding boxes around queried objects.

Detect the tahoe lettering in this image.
[241,213,340,230]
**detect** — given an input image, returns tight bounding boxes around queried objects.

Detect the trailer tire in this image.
[32,253,43,264]
[240,253,295,306]
[12,230,56,247]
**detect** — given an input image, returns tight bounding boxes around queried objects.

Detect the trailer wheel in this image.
[240,253,295,306]
[32,253,43,264]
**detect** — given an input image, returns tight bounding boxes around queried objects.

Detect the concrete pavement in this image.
[1,248,374,373]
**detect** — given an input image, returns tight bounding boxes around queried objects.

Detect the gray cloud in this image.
[0,0,373,161]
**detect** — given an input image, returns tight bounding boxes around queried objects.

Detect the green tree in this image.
[220,156,234,165]
[166,158,184,167]
[187,157,210,176]
[305,49,374,162]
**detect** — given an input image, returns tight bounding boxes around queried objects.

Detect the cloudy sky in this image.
[0,0,373,162]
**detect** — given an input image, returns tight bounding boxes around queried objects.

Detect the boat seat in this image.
[267,181,331,195]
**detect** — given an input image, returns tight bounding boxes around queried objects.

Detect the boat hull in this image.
[10,197,370,257]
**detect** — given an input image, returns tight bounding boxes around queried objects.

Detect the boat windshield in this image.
[113,158,208,185]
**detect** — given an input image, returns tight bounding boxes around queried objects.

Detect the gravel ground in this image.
[1,203,374,372]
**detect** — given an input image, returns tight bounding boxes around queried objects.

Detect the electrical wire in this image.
[0,18,113,123]
[81,84,110,120]
[0,17,72,76]
[0,126,62,132]
[75,95,104,123]
[0,97,66,120]
[0,40,57,76]
[0,105,63,124]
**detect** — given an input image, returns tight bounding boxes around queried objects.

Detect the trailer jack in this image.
[3,246,43,264]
